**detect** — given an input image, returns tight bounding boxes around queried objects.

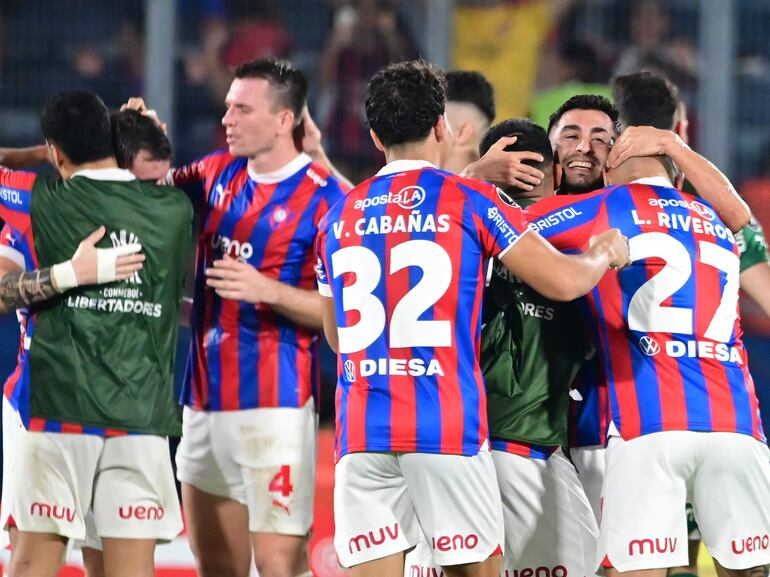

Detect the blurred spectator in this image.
[182,0,295,155]
[319,0,415,183]
[201,0,293,104]
[453,0,574,120]
[741,144,770,236]
[738,146,770,336]
[613,0,697,92]
[530,39,613,129]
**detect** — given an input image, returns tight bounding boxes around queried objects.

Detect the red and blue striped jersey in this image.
[315,160,531,460]
[0,223,33,417]
[526,180,763,441]
[171,151,346,411]
[490,439,558,461]
[0,169,38,428]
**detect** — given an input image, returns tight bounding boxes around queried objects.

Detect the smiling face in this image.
[550,108,616,194]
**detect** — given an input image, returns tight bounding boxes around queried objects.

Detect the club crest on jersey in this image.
[269,205,294,230]
[353,185,426,211]
[496,187,521,208]
[344,359,356,382]
[639,336,661,356]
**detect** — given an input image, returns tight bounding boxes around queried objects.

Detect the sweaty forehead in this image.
[555,109,616,136]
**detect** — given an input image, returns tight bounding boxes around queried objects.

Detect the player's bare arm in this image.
[462,136,545,191]
[0,267,59,311]
[205,258,323,330]
[0,257,56,313]
[320,295,338,353]
[500,228,629,301]
[606,126,750,232]
[0,145,49,169]
[0,226,144,313]
[739,264,770,319]
[296,106,355,190]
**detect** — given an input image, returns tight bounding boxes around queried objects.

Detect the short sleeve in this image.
[469,184,531,258]
[0,224,25,270]
[169,151,231,215]
[315,229,332,297]
[0,167,36,234]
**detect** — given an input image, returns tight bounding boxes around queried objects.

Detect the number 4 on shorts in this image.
[269,465,294,497]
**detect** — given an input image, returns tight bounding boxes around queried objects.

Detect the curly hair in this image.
[365,60,447,147]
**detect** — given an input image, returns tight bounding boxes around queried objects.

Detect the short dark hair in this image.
[612,70,680,130]
[40,90,113,165]
[547,94,618,135]
[110,110,172,169]
[365,60,447,147]
[446,70,495,124]
[480,118,553,182]
[234,58,308,120]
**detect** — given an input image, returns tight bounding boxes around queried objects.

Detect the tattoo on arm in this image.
[0,268,59,310]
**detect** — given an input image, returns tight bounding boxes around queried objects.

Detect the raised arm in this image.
[0,145,49,169]
[296,107,355,190]
[607,126,751,232]
[461,136,545,191]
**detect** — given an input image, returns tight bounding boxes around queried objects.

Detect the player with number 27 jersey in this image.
[527,180,763,442]
[316,160,530,460]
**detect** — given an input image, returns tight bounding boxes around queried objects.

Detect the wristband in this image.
[51,260,78,292]
[97,243,142,283]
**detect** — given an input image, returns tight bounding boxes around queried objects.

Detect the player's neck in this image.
[246,138,301,175]
[61,157,119,180]
[384,141,442,168]
[443,147,478,175]
[607,157,670,186]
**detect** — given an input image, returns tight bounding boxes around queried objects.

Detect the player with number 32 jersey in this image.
[316,161,530,460]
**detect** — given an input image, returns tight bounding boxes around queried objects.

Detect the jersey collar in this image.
[376,159,436,177]
[630,176,673,187]
[71,168,136,181]
[247,153,312,184]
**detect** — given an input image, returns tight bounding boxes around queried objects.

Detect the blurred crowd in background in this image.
[2,0,770,414]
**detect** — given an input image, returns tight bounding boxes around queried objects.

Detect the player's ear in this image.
[46,142,64,170]
[453,120,472,145]
[369,129,386,153]
[553,154,563,188]
[434,114,450,144]
[278,109,295,135]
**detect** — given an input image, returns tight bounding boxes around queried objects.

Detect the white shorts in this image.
[493,449,600,577]
[0,397,24,547]
[570,444,605,524]
[599,431,770,572]
[11,429,183,543]
[336,447,504,569]
[175,400,317,535]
